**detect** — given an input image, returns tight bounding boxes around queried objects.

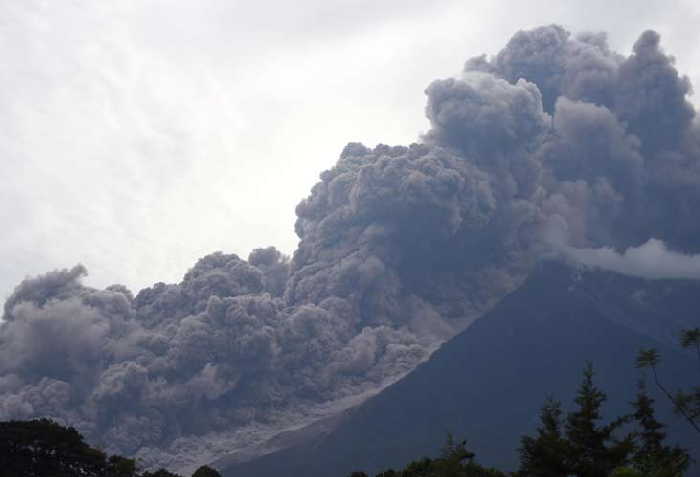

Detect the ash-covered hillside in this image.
[2,24,700,472]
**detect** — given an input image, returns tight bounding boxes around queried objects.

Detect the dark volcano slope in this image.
[222,262,700,476]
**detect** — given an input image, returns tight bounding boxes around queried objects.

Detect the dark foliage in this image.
[0,418,111,477]
[349,361,691,477]
[191,465,222,477]
[0,418,224,477]
[628,381,689,477]
[517,364,689,477]
[349,436,506,477]
[518,397,569,476]
[637,328,700,433]
[140,471,182,477]
[563,363,633,477]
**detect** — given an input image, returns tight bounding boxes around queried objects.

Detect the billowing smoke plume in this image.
[2,25,700,471]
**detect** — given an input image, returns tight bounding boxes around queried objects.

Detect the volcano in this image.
[220,261,700,476]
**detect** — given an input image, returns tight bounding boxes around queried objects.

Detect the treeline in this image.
[0,418,220,477]
[348,328,700,477]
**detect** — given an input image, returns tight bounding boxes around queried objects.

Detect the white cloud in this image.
[562,238,700,280]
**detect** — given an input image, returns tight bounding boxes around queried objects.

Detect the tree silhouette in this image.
[518,396,569,476]
[564,362,633,477]
[348,434,505,477]
[0,418,195,477]
[191,465,222,477]
[518,363,634,477]
[0,418,115,477]
[636,327,700,434]
[628,380,689,477]
[140,470,182,477]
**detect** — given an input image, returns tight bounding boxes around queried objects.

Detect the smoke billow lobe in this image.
[2,24,700,469]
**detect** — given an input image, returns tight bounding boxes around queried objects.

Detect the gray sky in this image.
[2,0,700,298]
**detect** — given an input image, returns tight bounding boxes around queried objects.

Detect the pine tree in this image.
[630,380,689,477]
[564,362,633,477]
[518,396,570,476]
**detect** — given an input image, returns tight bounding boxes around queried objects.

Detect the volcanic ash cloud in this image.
[2,24,700,470]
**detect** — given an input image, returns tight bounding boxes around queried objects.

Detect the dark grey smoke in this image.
[467,25,700,251]
[2,25,700,472]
